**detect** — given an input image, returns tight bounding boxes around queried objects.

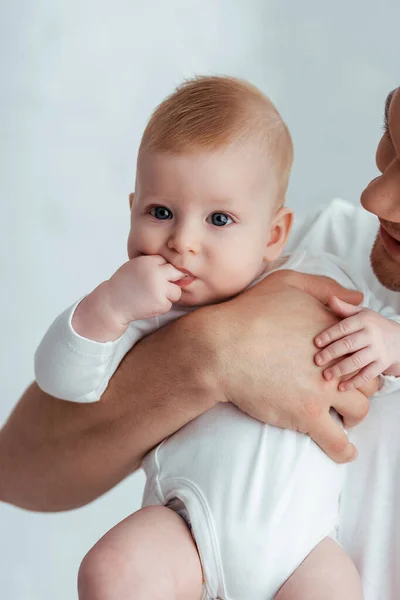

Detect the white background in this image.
[1,1,399,598]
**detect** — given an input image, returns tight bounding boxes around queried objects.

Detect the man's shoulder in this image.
[287,198,377,259]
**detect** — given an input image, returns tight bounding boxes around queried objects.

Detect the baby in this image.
[35,76,400,600]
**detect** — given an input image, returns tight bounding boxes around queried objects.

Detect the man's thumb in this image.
[327,295,364,317]
[295,274,364,306]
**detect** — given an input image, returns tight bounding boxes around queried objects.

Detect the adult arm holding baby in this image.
[0,267,370,512]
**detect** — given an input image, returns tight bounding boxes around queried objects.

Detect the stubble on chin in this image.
[370,234,400,292]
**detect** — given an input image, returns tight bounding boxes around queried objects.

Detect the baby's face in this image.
[128,144,283,307]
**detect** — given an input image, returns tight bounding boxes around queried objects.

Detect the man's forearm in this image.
[0,312,218,512]
[0,269,372,513]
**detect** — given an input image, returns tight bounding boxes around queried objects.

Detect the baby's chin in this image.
[174,294,206,309]
[175,287,241,310]
[174,288,219,309]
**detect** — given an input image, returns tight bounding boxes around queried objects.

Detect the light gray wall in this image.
[1,1,399,598]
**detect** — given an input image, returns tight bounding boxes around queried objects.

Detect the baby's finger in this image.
[145,254,168,265]
[315,331,368,366]
[338,362,380,392]
[166,282,182,304]
[323,348,374,381]
[314,316,363,348]
[161,263,186,281]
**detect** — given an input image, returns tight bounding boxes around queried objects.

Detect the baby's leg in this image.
[78,505,203,600]
[275,537,363,600]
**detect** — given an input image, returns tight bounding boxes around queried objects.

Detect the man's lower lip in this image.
[379,225,400,261]
[177,276,196,287]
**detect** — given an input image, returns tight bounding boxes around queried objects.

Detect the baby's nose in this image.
[167,226,200,254]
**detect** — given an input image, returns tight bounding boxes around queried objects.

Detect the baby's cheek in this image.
[215,266,254,297]
[127,234,138,259]
[127,230,153,259]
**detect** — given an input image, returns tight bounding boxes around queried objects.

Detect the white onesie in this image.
[34,249,400,600]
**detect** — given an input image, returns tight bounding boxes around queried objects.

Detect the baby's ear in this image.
[264,207,294,262]
[129,193,135,209]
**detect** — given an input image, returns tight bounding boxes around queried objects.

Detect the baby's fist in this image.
[107,255,184,323]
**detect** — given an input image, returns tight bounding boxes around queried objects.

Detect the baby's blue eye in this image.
[209,212,232,227]
[150,206,172,220]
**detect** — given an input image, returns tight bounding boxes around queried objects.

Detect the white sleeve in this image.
[34,299,159,403]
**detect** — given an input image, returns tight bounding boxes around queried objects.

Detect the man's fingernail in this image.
[324,370,332,380]
[315,337,322,346]
[315,354,323,365]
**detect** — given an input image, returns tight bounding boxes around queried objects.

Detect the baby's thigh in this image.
[275,537,363,600]
[78,505,203,600]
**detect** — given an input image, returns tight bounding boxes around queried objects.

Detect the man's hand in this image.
[199,269,371,463]
[263,269,364,307]
[0,268,372,511]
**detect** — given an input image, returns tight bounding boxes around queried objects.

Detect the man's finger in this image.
[357,375,379,399]
[307,412,358,463]
[327,296,364,318]
[282,272,364,306]
[331,389,369,428]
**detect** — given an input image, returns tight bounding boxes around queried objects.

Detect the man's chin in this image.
[370,235,400,292]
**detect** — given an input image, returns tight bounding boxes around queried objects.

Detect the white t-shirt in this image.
[286,199,400,600]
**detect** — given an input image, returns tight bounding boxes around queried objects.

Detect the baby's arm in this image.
[34,255,183,403]
[314,295,400,391]
[72,255,183,342]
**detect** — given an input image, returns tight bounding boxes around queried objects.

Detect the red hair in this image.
[139,75,293,201]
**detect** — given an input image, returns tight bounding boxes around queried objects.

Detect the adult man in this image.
[1,87,399,598]
[285,87,400,599]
